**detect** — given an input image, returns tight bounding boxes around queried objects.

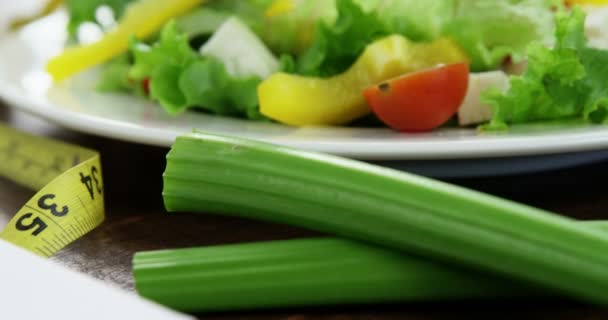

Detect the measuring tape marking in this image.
[0,124,105,257]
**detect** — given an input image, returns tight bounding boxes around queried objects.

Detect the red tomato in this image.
[363,62,469,132]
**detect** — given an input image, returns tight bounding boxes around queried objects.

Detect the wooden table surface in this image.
[2,103,608,319]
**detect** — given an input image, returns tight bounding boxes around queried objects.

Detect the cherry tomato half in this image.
[363,62,469,132]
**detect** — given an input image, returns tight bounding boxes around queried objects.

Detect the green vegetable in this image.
[129,21,198,81]
[441,0,557,71]
[291,0,557,75]
[163,132,608,303]
[374,0,452,42]
[178,60,264,119]
[79,0,560,124]
[213,0,337,55]
[128,21,264,118]
[180,0,334,55]
[296,0,388,77]
[134,238,539,312]
[66,0,134,39]
[482,7,608,129]
[181,0,386,77]
[259,36,469,126]
[135,221,608,311]
[96,54,134,92]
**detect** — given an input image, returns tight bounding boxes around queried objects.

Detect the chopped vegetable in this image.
[363,63,469,132]
[272,0,557,73]
[373,0,452,42]
[50,0,591,131]
[200,0,337,55]
[200,17,279,79]
[482,7,608,129]
[457,71,510,126]
[128,21,198,82]
[47,0,204,81]
[163,132,608,303]
[134,238,538,312]
[440,0,558,71]
[295,0,388,77]
[127,21,264,118]
[255,0,339,55]
[177,60,263,119]
[258,35,468,126]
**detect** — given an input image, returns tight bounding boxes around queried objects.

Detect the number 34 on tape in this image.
[0,124,105,257]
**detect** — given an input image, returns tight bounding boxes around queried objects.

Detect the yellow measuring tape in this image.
[0,124,104,257]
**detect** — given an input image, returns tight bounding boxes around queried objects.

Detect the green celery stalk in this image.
[163,132,608,303]
[134,238,540,312]
[135,222,608,312]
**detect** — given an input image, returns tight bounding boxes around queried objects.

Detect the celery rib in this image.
[134,238,538,312]
[161,133,608,303]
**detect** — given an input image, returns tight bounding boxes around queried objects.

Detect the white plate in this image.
[2,10,608,176]
[0,240,193,320]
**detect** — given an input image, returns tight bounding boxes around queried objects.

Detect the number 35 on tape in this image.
[0,125,105,257]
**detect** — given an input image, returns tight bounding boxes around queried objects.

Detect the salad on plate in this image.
[35,0,608,132]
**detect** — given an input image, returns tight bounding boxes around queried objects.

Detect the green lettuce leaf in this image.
[129,21,199,81]
[296,0,388,77]
[149,63,187,113]
[128,21,264,119]
[482,7,608,130]
[374,0,454,42]
[374,0,558,71]
[201,0,384,56]
[178,59,263,118]
[442,0,558,71]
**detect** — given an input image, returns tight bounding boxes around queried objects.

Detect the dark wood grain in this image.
[2,103,608,319]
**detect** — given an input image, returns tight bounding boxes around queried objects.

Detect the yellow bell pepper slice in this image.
[258,35,469,126]
[46,0,204,82]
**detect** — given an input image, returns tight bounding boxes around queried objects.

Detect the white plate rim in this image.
[4,80,608,161]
